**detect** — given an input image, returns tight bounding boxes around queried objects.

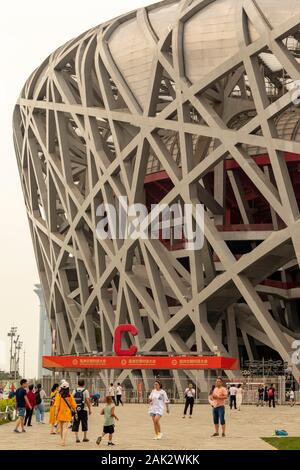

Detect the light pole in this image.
[23,350,26,377]
[7,327,17,375]
[16,341,23,378]
[13,335,20,380]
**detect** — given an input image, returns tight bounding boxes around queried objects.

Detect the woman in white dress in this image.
[236,384,243,411]
[149,380,170,440]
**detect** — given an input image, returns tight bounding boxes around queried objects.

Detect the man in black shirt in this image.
[14,379,32,433]
[257,385,264,407]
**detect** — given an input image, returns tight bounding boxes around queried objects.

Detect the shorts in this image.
[72,410,88,432]
[17,407,26,418]
[149,413,162,417]
[103,425,114,434]
[213,406,225,426]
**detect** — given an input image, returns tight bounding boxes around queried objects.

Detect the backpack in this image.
[268,388,274,397]
[74,388,85,411]
[275,429,288,437]
[35,390,42,405]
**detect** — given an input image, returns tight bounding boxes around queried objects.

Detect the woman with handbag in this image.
[54,382,77,446]
[49,383,59,434]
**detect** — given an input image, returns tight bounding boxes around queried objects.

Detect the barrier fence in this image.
[41,375,299,405]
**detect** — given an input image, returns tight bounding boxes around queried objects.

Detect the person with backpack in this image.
[268,384,276,408]
[72,379,92,443]
[54,381,77,446]
[49,383,59,434]
[35,384,46,424]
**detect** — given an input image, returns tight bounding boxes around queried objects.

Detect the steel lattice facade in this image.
[13,0,300,390]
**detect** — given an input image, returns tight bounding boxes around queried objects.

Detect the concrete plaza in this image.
[1,404,299,450]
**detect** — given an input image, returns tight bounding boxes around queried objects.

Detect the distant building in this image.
[34,285,51,378]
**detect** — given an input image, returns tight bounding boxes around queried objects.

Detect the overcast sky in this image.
[0,0,160,378]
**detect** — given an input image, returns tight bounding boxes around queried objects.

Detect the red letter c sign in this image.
[114,324,138,356]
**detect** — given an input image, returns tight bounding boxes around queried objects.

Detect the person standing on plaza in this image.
[236,384,243,411]
[108,383,116,405]
[264,385,269,406]
[24,384,36,426]
[35,383,46,424]
[209,377,228,437]
[289,389,296,406]
[257,384,264,406]
[149,380,170,440]
[49,383,59,434]
[72,379,92,443]
[96,396,119,446]
[54,382,77,446]
[182,383,196,418]
[116,383,124,406]
[229,383,238,410]
[13,379,32,433]
[268,384,276,408]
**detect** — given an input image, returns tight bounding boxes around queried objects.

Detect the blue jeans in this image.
[35,404,45,423]
[213,406,225,425]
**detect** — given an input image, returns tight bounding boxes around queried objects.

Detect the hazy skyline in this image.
[0,0,159,378]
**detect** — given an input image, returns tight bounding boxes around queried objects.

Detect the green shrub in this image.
[0,399,16,412]
[0,398,16,423]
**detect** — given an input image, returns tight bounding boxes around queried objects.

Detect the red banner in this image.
[42,355,238,370]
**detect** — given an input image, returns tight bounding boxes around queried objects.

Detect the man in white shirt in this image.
[108,383,116,405]
[229,384,238,410]
[116,383,124,406]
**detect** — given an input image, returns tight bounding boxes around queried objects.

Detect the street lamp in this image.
[7,327,17,375]
[13,335,20,380]
[16,341,23,378]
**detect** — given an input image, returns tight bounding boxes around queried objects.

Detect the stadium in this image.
[13,0,300,395]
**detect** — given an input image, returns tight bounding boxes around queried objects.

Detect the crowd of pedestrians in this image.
[11,377,126,446]
[14,380,47,433]
[9,375,297,446]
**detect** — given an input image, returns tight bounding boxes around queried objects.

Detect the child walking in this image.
[96,396,119,446]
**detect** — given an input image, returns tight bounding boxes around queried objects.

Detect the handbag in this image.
[62,396,77,420]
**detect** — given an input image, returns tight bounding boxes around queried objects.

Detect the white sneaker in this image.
[153,435,159,440]
[157,433,163,439]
